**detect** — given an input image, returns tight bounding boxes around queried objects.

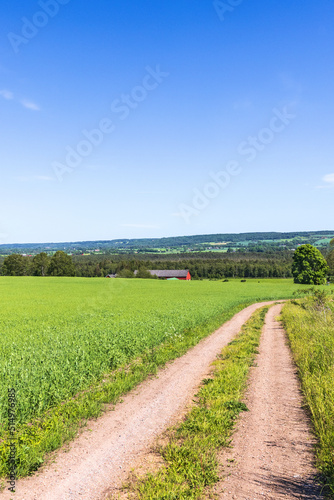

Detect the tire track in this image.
[217,304,323,499]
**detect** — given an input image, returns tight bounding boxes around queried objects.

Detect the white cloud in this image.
[0,89,14,100]
[323,173,334,184]
[0,91,40,110]
[20,99,40,111]
[316,173,334,189]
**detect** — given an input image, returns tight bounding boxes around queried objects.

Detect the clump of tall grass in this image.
[282,292,334,496]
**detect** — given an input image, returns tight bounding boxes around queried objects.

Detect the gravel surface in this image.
[0,301,275,500]
[217,304,324,499]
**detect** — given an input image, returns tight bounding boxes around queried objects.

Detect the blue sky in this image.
[1,0,334,244]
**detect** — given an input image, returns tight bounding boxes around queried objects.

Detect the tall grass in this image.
[282,294,334,496]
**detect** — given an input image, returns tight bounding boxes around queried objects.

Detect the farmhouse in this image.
[144,270,191,280]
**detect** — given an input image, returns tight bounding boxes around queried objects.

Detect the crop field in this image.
[0,277,305,476]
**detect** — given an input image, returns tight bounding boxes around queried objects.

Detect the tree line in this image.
[1,251,75,277]
[1,244,333,280]
[0,251,294,279]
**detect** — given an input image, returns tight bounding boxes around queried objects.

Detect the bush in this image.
[116,269,134,278]
[135,268,154,279]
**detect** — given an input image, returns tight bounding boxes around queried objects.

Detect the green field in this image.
[0,277,319,476]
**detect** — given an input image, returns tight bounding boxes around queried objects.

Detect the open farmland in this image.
[0,278,300,476]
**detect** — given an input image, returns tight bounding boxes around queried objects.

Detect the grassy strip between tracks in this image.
[116,306,270,500]
[282,293,334,497]
[0,301,266,481]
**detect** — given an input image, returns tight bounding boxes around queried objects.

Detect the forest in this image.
[0,250,308,279]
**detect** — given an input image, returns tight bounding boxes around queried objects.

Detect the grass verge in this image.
[1,301,268,480]
[115,306,270,500]
[281,294,334,497]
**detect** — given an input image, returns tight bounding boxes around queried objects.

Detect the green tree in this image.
[116,269,134,278]
[292,245,329,285]
[2,254,28,276]
[32,252,50,276]
[135,268,157,279]
[48,251,76,277]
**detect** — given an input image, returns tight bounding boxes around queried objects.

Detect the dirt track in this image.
[0,301,275,500]
[217,304,323,499]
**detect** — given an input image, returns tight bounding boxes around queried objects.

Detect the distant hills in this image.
[0,231,333,256]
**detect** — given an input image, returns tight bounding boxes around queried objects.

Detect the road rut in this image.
[217,304,323,499]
